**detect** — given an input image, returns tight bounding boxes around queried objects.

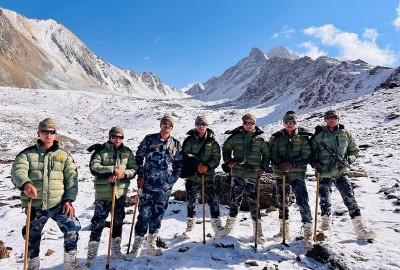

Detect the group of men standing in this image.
[10,110,376,269]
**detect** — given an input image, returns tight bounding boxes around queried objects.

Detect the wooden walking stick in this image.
[23,197,32,270]
[127,188,141,254]
[281,173,289,247]
[254,174,261,251]
[201,174,206,244]
[313,171,321,241]
[106,181,117,270]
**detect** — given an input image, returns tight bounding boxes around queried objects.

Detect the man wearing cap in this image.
[11,118,82,270]
[222,113,270,244]
[310,110,376,240]
[269,111,313,248]
[181,114,226,238]
[84,127,138,268]
[126,114,183,259]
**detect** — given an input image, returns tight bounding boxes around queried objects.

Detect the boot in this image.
[124,236,144,261]
[225,216,236,235]
[111,237,123,259]
[182,217,196,238]
[303,222,314,249]
[273,220,291,242]
[147,233,162,256]
[321,215,331,231]
[64,250,83,270]
[27,256,40,270]
[351,216,377,240]
[252,220,266,244]
[84,241,99,268]
[211,218,227,237]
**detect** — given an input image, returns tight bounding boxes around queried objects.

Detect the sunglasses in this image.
[195,122,208,127]
[284,120,297,125]
[40,130,56,135]
[161,122,173,127]
[325,115,339,120]
[243,121,255,126]
[111,135,124,140]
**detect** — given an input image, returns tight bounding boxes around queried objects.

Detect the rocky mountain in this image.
[0,8,184,98]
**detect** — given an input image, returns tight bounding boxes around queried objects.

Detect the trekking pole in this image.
[201,174,206,244]
[254,174,261,251]
[127,188,141,254]
[313,171,321,241]
[106,181,117,270]
[23,197,32,270]
[281,173,289,247]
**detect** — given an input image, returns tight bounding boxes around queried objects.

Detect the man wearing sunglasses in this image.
[84,127,138,268]
[11,118,82,269]
[269,111,313,248]
[311,110,376,240]
[222,113,270,244]
[126,114,183,259]
[181,114,226,238]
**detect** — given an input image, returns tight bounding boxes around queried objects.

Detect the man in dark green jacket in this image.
[222,113,270,244]
[84,127,138,268]
[311,110,376,240]
[270,111,313,248]
[11,118,82,270]
[181,115,226,238]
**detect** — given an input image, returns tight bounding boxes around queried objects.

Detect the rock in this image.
[0,240,10,259]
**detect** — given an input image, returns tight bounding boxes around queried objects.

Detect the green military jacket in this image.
[11,140,78,209]
[89,141,137,200]
[269,128,311,181]
[182,128,221,183]
[222,126,270,179]
[311,125,359,178]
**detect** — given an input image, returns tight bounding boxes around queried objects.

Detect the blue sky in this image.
[1,0,400,89]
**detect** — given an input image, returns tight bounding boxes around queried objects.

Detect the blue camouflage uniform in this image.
[134,133,183,236]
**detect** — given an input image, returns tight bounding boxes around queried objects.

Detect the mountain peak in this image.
[266,45,300,60]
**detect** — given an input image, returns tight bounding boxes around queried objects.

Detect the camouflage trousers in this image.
[274,178,312,223]
[89,196,126,242]
[135,181,172,236]
[185,179,221,219]
[22,203,81,259]
[319,176,361,218]
[229,176,261,221]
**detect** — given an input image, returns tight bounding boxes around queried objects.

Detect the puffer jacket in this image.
[311,125,359,178]
[269,128,311,181]
[182,128,221,183]
[89,141,137,200]
[11,140,78,209]
[222,126,270,179]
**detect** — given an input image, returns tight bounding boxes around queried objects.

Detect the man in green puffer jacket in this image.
[181,114,226,238]
[11,118,82,270]
[84,126,138,268]
[222,113,270,244]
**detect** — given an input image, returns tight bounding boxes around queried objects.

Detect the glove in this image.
[197,163,208,174]
[279,162,294,173]
[311,162,323,171]
[137,176,144,188]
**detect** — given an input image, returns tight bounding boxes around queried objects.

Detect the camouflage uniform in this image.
[134,133,183,236]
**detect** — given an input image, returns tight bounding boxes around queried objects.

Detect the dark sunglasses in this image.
[243,121,255,126]
[284,120,297,125]
[325,115,339,120]
[161,122,173,127]
[111,135,124,140]
[195,122,208,127]
[40,130,56,135]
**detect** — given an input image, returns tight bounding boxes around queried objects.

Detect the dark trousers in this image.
[185,179,221,219]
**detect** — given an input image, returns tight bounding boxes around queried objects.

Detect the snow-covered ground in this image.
[0,86,399,270]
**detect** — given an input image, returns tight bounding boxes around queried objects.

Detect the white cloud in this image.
[299,41,326,59]
[393,3,400,30]
[303,24,397,66]
[143,57,150,60]
[271,26,294,39]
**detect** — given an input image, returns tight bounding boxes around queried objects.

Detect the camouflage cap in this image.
[109,126,124,136]
[283,111,298,122]
[38,118,57,131]
[195,114,208,125]
[242,113,256,122]
[160,114,175,126]
[324,110,340,119]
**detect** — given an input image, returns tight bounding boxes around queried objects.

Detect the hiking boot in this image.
[252,220,266,244]
[273,220,291,242]
[124,236,144,261]
[303,222,314,249]
[352,216,377,240]
[64,250,83,270]
[111,237,123,259]
[84,241,99,268]
[225,216,236,235]
[211,218,227,237]
[182,217,196,238]
[27,256,40,270]
[147,233,162,256]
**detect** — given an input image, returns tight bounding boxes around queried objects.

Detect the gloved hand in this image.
[311,162,323,171]
[137,176,145,188]
[279,162,294,173]
[197,163,208,174]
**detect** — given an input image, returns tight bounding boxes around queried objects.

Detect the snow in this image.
[0,86,399,270]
